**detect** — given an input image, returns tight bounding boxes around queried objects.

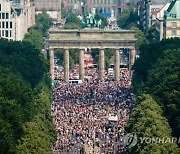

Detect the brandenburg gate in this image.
[48,28,136,81]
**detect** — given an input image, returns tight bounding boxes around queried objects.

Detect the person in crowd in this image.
[52,66,134,154]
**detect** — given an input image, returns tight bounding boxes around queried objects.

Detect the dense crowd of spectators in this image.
[52,66,134,154]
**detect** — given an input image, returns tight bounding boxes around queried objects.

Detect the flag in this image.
[63,1,68,8]
[87,2,92,10]
[121,4,125,10]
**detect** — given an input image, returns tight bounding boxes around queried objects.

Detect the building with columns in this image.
[48,28,136,81]
[0,0,35,40]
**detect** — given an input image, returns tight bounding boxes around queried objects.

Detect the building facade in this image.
[0,0,35,40]
[155,3,170,40]
[163,0,180,39]
[138,0,170,31]
[64,0,133,17]
[34,0,61,22]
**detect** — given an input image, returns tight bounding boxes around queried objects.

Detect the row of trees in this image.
[0,12,56,153]
[117,8,180,153]
[24,11,52,50]
[126,94,180,154]
[132,38,180,139]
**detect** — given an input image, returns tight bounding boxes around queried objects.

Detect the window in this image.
[0,4,1,11]
[6,13,9,19]
[2,30,4,36]
[0,13,1,19]
[5,30,8,37]
[2,13,5,19]
[6,22,8,28]
[2,22,4,28]
[10,22,12,28]
[171,30,176,35]
[10,30,12,37]
[108,0,110,4]
[171,14,176,18]
[172,22,177,28]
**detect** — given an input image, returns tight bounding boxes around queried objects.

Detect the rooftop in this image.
[164,0,180,20]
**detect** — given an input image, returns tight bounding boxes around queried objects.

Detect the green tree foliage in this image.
[55,49,64,66]
[117,9,147,53]
[126,94,180,154]
[146,49,180,137]
[70,48,79,64]
[133,38,180,138]
[91,48,113,70]
[133,38,180,92]
[117,9,138,29]
[130,26,147,52]
[0,67,33,153]
[32,10,52,37]
[63,13,82,29]
[16,82,56,154]
[94,13,108,28]
[63,22,82,29]
[55,48,79,70]
[24,29,44,51]
[0,39,48,87]
[0,39,56,153]
[61,2,68,19]
[146,24,156,42]
[24,11,52,51]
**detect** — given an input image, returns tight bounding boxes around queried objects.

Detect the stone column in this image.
[99,48,105,81]
[129,49,136,76]
[114,49,120,81]
[64,48,69,82]
[79,48,85,81]
[49,48,54,80]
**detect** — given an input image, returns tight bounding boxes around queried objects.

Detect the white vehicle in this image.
[68,80,83,85]
[108,68,114,74]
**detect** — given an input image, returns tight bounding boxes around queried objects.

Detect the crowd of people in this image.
[52,65,135,154]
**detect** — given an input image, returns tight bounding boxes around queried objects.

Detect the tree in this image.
[126,94,180,154]
[132,38,180,139]
[117,9,138,29]
[24,29,44,51]
[0,39,48,87]
[94,13,108,28]
[34,10,52,37]
[146,24,156,42]
[91,48,114,70]
[146,49,180,137]
[130,26,147,52]
[0,67,34,153]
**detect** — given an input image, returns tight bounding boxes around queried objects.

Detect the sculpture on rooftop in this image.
[81,8,102,28]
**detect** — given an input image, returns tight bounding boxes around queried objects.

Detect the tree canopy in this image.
[126,94,180,154]
[117,9,138,29]
[0,39,48,87]
[132,38,180,140]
